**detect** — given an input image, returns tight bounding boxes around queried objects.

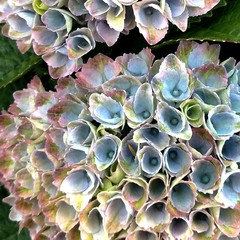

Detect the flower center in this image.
[170,117,179,126]
[172,89,182,97]
[107,151,115,158]
[201,174,210,184]
[169,151,177,160]
[150,157,158,166]
[150,128,159,136]
[142,110,150,119]
[113,112,120,118]
[144,7,154,16]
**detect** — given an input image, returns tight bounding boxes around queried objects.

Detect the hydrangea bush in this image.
[1,40,240,240]
[0,0,221,78]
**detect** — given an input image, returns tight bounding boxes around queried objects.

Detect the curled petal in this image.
[216,170,240,208]
[156,102,192,140]
[133,124,170,151]
[180,99,204,127]
[138,145,163,177]
[169,179,197,213]
[118,132,140,176]
[190,156,222,194]
[176,40,220,69]
[205,105,240,140]
[163,144,192,177]
[91,134,121,171]
[66,28,95,59]
[121,177,148,210]
[124,83,154,128]
[89,93,125,129]
[136,201,170,232]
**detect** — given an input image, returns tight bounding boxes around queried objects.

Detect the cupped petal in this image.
[169,180,197,213]
[156,101,192,140]
[126,229,158,240]
[102,75,141,100]
[189,209,215,240]
[89,93,124,128]
[163,144,192,177]
[190,156,222,194]
[121,177,148,210]
[186,127,216,158]
[176,40,220,69]
[138,145,163,177]
[152,54,192,103]
[64,120,96,150]
[55,201,78,233]
[124,83,154,128]
[47,98,88,128]
[136,201,170,232]
[193,87,222,113]
[205,105,240,140]
[91,134,121,171]
[41,8,72,32]
[218,134,240,163]
[133,0,168,45]
[215,170,240,208]
[103,194,134,234]
[116,48,154,80]
[68,0,88,16]
[193,64,228,91]
[211,207,240,238]
[31,150,55,172]
[166,217,193,240]
[133,124,170,151]
[76,53,121,89]
[149,174,168,201]
[164,0,188,32]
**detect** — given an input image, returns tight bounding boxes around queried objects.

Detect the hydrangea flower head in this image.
[1,41,240,240]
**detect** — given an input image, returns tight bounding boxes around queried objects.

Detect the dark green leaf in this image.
[0,25,42,89]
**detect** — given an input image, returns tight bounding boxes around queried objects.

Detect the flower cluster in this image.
[0,0,220,78]
[1,40,240,240]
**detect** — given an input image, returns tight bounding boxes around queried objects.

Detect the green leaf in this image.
[152,0,240,49]
[0,186,31,240]
[0,25,42,89]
